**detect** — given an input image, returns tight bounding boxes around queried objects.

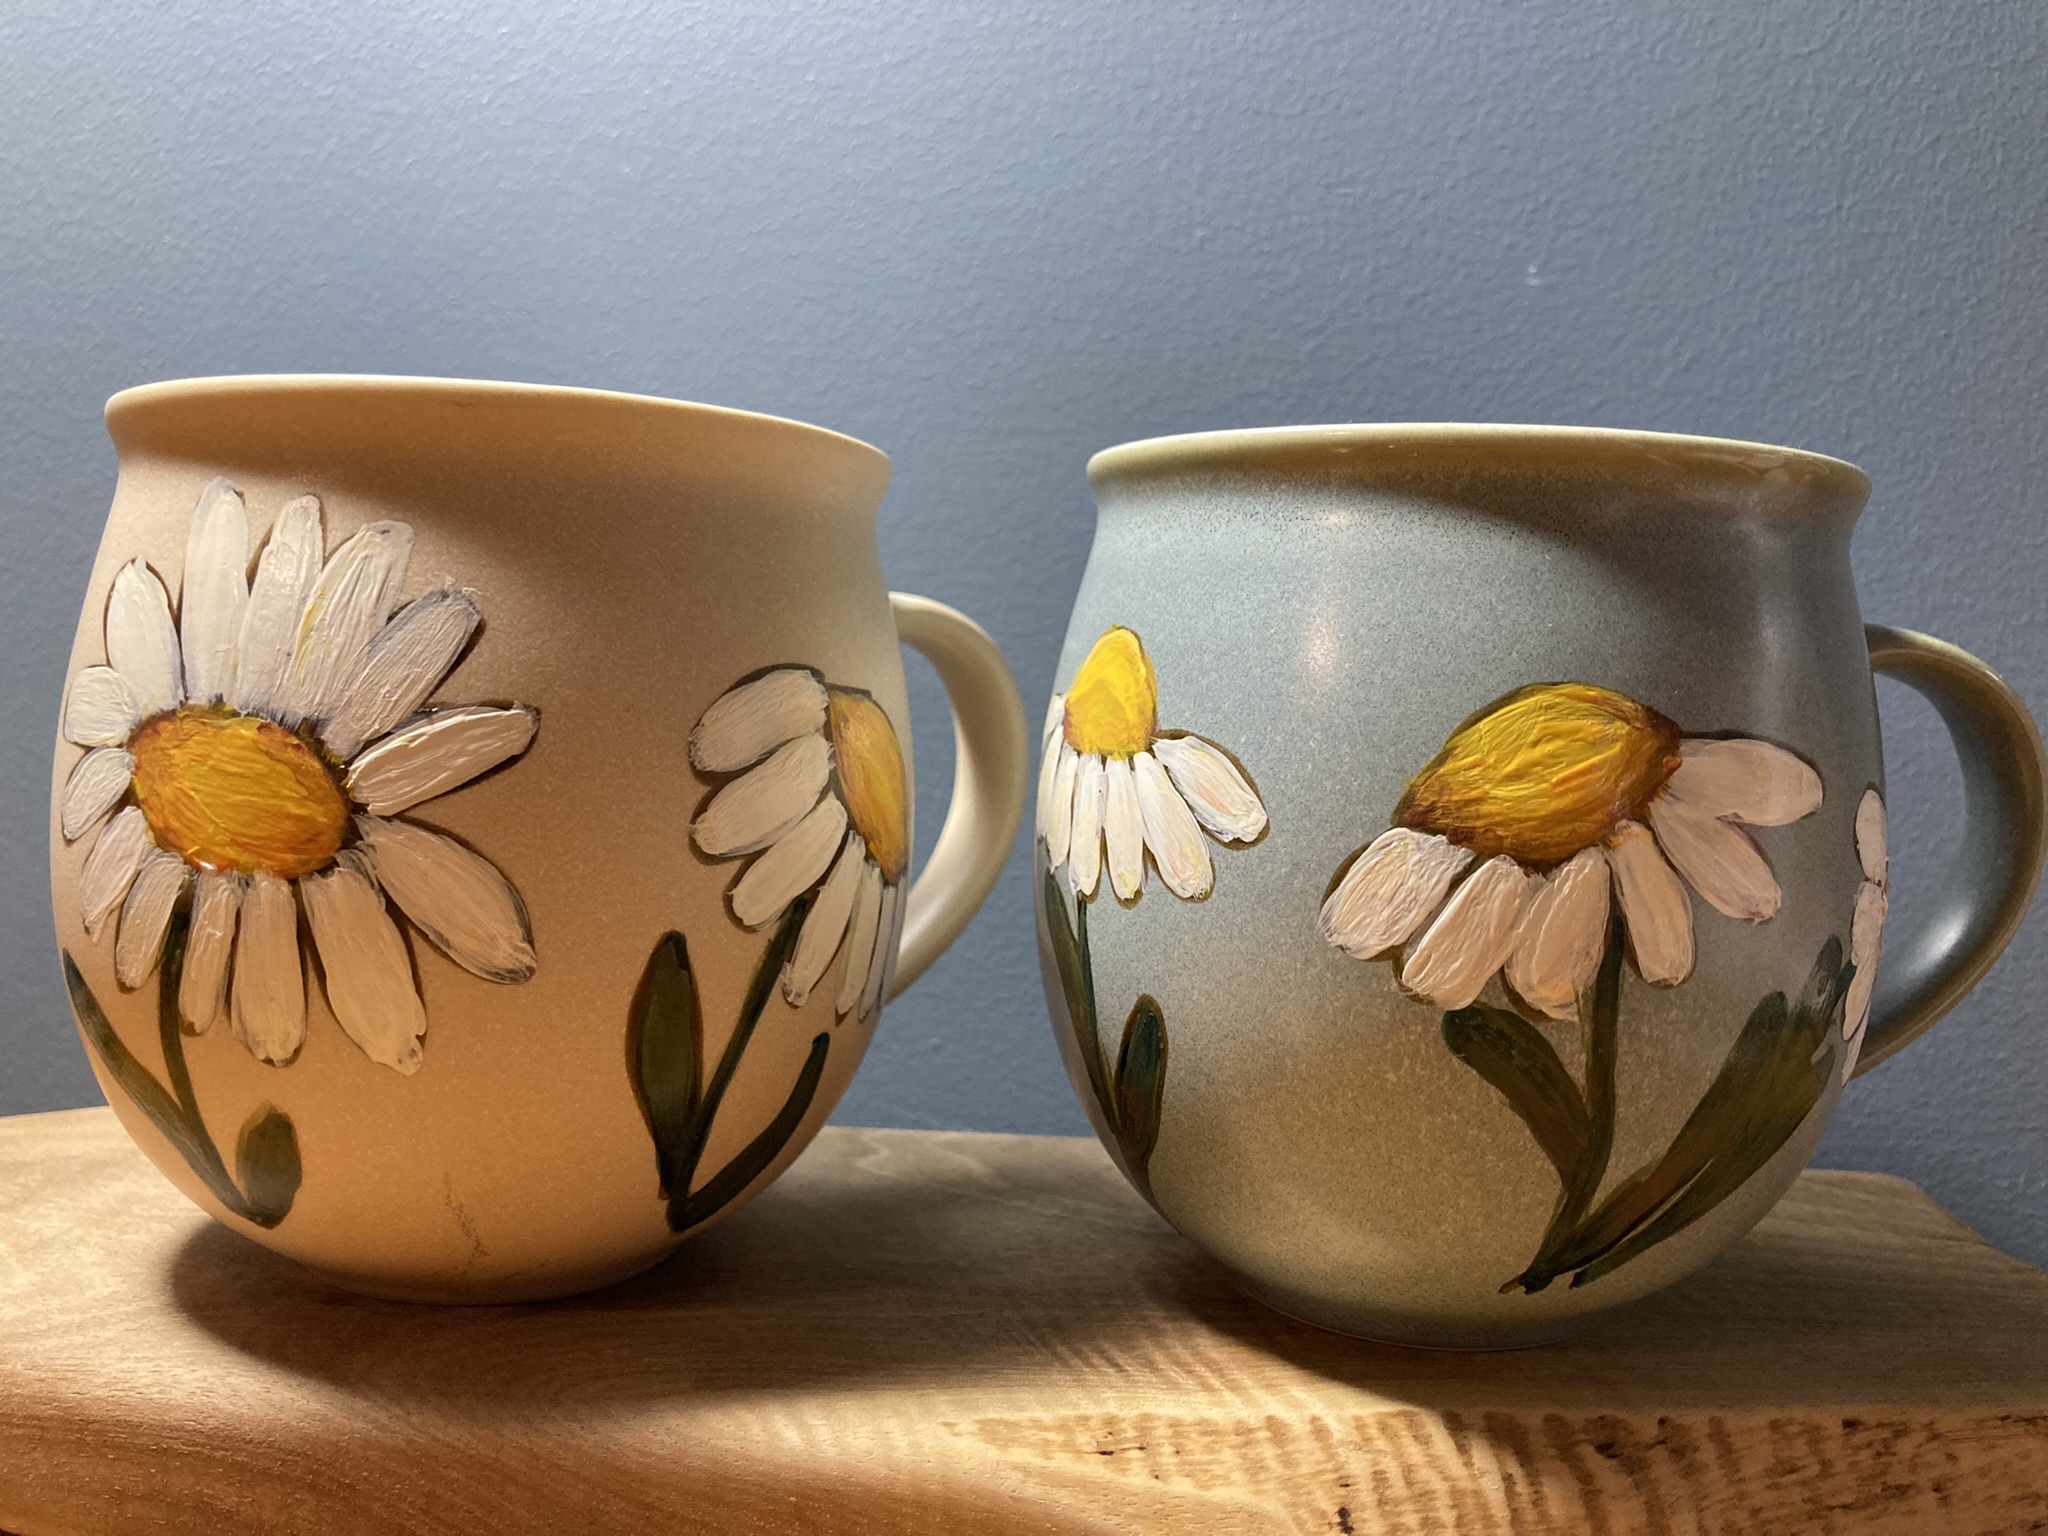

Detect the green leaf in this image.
[61,945,307,1225]
[66,949,227,1191]
[1042,865,1114,1131]
[626,931,703,1202]
[233,1105,303,1229]
[1113,994,1168,1192]
[1518,937,1850,1292]
[1565,940,1847,1288]
[678,1032,830,1231]
[1441,1004,1591,1186]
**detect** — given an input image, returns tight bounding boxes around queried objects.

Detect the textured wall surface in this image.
[1,2,2042,1263]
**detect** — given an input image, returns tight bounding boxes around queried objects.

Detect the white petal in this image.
[63,666,141,747]
[1069,753,1106,898]
[79,806,152,940]
[1609,820,1695,986]
[179,871,244,1033]
[231,496,324,717]
[114,850,190,989]
[835,859,884,1016]
[60,747,133,841]
[1043,743,1078,869]
[177,479,249,704]
[232,871,305,1064]
[1040,691,1066,750]
[1399,855,1537,1009]
[1851,876,1888,970]
[1036,734,1068,854]
[730,795,848,930]
[1319,827,1474,961]
[1840,1023,1866,1083]
[319,585,481,760]
[1153,734,1268,844]
[344,705,539,816]
[301,851,426,1074]
[783,833,865,1006]
[276,520,414,729]
[690,668,829,774]
[860,880,898,1020]
[693,733,831,859]
[1664,738,1823,827]
[1102,755,1146,901]
[355,816,536,983]
[1131,750,1212,899]
[1843,880,1887,1046]
[1034,735,1059,840]
[1504,847,1611,1020]
[877,873,908,1002]
[1856,789,1889,885]
[1649,793,1782,922]
[103,560,182,716]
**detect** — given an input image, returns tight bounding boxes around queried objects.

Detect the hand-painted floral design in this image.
[60,479,539,1075]
[1841,788,1889,1079]
[1036,624,1268,1202]
[1319,680,1857,1294]
[690,667,909,1023]
[1319,682,1822,1015]
[1038,625,1267,902]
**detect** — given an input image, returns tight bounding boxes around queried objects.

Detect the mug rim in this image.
[104,372,890,467]
[1086,422,1870,502]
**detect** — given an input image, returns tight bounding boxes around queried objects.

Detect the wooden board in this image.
[2,1107,2045,1535]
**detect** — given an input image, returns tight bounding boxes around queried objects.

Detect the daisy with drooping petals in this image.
[690,667,910,1023]
[1320,682,1822,1015]
[1038,626,1268,903]
[1840,788,1889,1079]
[60,479,539,1075]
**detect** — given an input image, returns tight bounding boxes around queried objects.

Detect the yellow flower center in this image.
[1395,683,1681,867]
[828,689,909,884]
[128,706,351,878]
[1061,626,1157,758]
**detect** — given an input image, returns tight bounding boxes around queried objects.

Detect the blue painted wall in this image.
[3,1,2042,1264]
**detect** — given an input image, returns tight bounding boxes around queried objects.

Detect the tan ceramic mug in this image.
[49,375,1028,1302]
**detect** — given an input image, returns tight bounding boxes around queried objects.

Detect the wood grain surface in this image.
[2,1106,2045,1535]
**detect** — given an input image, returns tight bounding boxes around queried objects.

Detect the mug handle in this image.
[885,593,1029,998]
[1853,624,2048,1076]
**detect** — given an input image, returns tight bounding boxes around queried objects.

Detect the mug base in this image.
[1228,1270,1595,1352]
[293,1244,679,1306]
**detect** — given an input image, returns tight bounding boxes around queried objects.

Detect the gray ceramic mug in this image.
[1033,424,2046,1348]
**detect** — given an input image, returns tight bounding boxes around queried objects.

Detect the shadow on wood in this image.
[4,1107,2046,1534]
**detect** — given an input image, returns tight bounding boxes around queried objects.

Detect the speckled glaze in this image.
[1035,424,2043,1348]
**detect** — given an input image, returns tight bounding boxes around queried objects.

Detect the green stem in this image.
[64,900,299,1228]
[1074,888,1116,1112]
[677,1031,831,1231]
[683,897,808,1179]
[153,907,211,1145]
[1516,908,1624,1291]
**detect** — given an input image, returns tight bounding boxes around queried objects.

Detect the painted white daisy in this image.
[59,479,539,1076]
[689,667,910,1023]
[1037,625,1267,903]
[1320,682,1823,1016]
[1840,788,1889,1079]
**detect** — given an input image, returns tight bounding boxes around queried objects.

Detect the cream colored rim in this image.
[1087,422,1869,502]
[106,373,889,466]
